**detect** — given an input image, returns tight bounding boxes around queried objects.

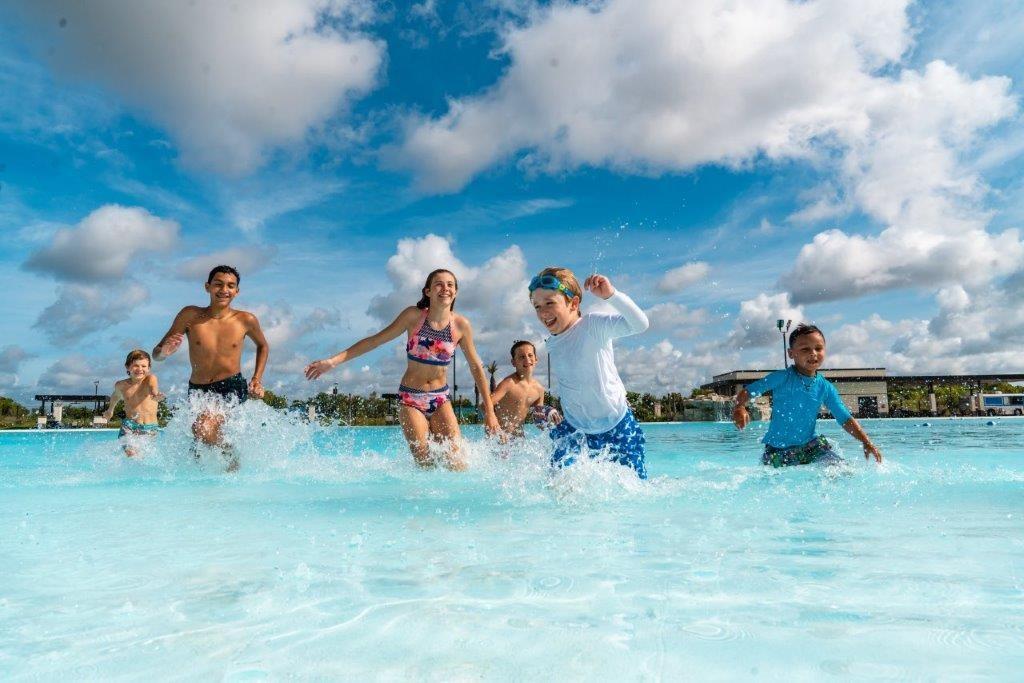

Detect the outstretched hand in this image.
[304,358,337,380]
[584,274,616,300]
[158,333,184,359]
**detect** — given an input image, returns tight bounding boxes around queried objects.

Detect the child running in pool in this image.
[100,349,164,457]
[491,340,561,438]
[530,267,650,478]
[733,323,883,466]
[305,268,500,470]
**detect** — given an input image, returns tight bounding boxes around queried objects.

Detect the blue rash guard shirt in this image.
[745,367,853,449]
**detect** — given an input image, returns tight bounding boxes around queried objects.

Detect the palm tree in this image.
[486,361,499,392]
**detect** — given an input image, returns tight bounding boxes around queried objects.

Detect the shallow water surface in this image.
[2,410,1023,679]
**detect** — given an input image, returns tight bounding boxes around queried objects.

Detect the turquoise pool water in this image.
[2,409,1022,679]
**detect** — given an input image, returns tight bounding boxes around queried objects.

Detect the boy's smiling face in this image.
[205,273,239,308]
[126,358,150,380]
[788,331,826,376]
[531,289,580,335]
[512,344,537,377]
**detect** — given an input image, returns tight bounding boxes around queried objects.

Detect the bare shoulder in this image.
[113,378,129,391]
[453,313,473,332]
[232,309,261,327]
[399,305,422,321]
[147,374,159,387]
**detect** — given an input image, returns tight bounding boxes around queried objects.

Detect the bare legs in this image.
[192,410,239,471]
[399,401,466,470]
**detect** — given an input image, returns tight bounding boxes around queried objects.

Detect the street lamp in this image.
[776,319,791,369]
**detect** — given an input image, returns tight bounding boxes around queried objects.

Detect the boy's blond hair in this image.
[124,349,152,368]
[537,266,582,304]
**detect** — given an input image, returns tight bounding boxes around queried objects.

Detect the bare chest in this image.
[187,319,246,354]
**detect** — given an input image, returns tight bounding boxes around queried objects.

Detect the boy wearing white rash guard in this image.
[529,267,650,478]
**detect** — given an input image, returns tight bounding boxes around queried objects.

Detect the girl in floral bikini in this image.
[305,269,500,470]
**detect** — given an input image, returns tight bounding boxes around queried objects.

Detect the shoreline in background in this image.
[4,415,1023,433]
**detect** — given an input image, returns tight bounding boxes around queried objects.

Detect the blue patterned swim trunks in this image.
[549,410,647,479]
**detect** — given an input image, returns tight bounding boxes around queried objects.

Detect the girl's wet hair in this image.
[416,269,458,310]
[124,348,151,368]
[789,323,825,348]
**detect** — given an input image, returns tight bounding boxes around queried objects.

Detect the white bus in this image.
[975,393,1024,416]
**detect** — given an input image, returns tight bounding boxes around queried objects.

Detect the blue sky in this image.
[1,0,1022,405]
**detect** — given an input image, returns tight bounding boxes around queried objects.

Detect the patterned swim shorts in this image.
[762,435,842,468]
[549,410,647,479]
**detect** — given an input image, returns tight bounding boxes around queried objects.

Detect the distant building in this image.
[702,368,889,418]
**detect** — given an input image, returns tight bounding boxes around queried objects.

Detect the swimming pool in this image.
[2,410,1022,679]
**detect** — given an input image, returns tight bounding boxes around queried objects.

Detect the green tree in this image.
[262,389,288,410]
[0,396,29,418]
[485,361,499,392]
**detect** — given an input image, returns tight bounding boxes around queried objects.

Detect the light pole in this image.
[452,348,459,423]
[776,319,791,368]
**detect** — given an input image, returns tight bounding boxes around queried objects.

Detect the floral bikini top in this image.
[406,309,458,366]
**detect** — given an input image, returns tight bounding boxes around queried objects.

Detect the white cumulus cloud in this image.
[33,282,150,346]
[728,292,805,349]
[12,0,385,175]
[657,261,710,294]
[24,205,178,282]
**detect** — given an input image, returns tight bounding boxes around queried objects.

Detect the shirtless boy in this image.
[152,265,269,463]
[101,349,164,457]
[491,340,561,438]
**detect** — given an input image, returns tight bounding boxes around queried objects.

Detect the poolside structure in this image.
[33,393,109,428]
[701,369,1024,418]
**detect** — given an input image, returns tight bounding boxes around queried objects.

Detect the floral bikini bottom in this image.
[398,384,450,419]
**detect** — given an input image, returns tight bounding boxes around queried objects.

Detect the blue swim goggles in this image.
[529,274,577,298]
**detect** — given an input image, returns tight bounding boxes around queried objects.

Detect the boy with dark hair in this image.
[100,349,164,457]
[733,323,882,466]
[491,340,560,438]
[153,265,269,469]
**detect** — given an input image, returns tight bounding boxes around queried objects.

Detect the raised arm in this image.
[584,274,649,338]
[305,307,417,380]
[243,312,270,398]
[153,307,193,361]
[456,317,501,436]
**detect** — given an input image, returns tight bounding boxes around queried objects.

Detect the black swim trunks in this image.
[188,373,249,403]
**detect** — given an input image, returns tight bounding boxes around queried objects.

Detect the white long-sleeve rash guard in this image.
[545,290,649,434]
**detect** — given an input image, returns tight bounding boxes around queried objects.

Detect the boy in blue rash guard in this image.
[733,324,883,467]
[530,266,650,478]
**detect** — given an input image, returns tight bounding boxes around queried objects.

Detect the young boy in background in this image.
[101,349,164,457]
[733,324,883,467]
